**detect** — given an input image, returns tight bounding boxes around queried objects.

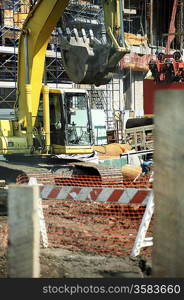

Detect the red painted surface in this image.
[47,187,62,199]
[143,80,184,115]
[130,190,149,204]
[88,188,103,201]
[143,79,155,115]
[66,187,82,200]
[107,189,124,202]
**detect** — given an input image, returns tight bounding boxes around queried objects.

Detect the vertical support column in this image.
[8,185,40,278]
[165,0,178,54]
[153,89,184,277]
[25,84,33,149]
[42,85,50,153]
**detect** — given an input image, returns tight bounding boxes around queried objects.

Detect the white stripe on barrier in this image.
[56,186,76,200]
[41,185,55,199]
[119,189,137,204]
[95,188,113,202]
[77,187,94,202]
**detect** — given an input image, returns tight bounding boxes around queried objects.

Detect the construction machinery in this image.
[129,53,184,150]
[125,120,154,151]
[125,0,181,151]
[143,50,184,116]
[148,51,184,84]
[143,0,181,116]
[0,0,130,182]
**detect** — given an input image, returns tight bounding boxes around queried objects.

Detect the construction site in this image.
[0,0,184,282]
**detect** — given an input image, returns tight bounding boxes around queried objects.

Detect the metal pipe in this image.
[179,0,184,51]
[24,32,30,84]
[150,0,154,45]
[24,30,33,150]
[25,84,33,149]
[119,0,125,46]
[42,85,50,153]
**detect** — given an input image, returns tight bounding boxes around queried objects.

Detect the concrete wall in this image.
[123,70,144,117]
[131,71,144,117]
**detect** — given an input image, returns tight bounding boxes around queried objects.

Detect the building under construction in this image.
[0,0,183,141]
[1,1,184,281]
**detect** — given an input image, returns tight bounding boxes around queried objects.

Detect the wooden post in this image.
[8,185,40,278]
[153,89,184,277]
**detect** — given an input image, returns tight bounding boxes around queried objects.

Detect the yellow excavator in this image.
[0,0,129,182]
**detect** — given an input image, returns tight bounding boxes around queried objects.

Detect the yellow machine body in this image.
[0,136,28,155]
[0,0,128,157]
[0,87,94,155]
[52,145,93,155]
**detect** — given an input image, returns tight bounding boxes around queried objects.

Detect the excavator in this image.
[0,0,130,182]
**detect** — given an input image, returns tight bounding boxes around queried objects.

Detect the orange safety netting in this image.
[16,173,153,256]
[43,199,153,257]
[16,173,153,188]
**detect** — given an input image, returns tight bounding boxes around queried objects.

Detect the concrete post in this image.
[8,185,40,278]
[153,89,184,277]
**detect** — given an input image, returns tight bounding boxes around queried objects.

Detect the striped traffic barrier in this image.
[40,185,151,204]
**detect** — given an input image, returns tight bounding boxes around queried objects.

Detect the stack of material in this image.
[93,143,132,159]
[121,165,142,180]
[124,32,147,46]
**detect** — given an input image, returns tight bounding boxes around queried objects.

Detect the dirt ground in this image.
[0,217,152,278]
[0,247,152,278]
[0,160,152,278]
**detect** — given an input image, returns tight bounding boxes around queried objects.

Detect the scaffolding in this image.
[0,0,124,138]
[0,0,31,108]
[1,0,172,140]
[0,1,105,99]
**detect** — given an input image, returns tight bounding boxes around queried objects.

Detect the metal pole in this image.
[180,2,184,51]
[150,0,154,45]
[24,32,30,84]
[119,0,125,46]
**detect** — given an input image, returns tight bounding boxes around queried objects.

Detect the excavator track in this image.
[0,157,123,186]
[70,161,124,185]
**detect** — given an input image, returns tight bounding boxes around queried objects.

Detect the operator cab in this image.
[37,88,94,154]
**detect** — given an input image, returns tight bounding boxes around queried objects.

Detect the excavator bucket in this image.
[58,28,128,86]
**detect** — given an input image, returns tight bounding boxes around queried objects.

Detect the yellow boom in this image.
[17,0,129,130]
[17,0,70,128]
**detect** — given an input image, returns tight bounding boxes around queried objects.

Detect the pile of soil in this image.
[0,247,152,278]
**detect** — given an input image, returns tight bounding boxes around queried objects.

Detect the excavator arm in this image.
[17,0,129,129]
[17,0,70,128]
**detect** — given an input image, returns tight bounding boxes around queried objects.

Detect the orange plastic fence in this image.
[16,173,153,256]
[43,199,153,257]
[16,173,152,188]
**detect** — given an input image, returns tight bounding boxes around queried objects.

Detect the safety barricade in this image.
[16,174,153,257]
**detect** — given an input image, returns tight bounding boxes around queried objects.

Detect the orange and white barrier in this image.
[40,185,152,204]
